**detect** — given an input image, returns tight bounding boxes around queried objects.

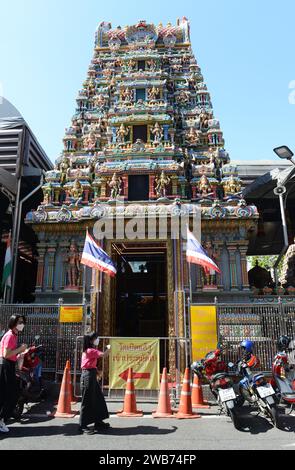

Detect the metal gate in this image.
[0,304,85,376]
[216,302,295,371]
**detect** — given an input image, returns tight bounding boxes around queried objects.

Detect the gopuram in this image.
[26,18,258,340]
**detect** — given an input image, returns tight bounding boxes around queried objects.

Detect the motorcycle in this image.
[14,338,46,420]
[191,346,241,429]
[270,344,295,413]
[237,356,279,428]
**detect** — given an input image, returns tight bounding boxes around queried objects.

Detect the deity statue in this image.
[146,59,157,71]
[116,124,130,144]
[83,130,97,150]
[42,185,52,205]
[94,94,106,108]
[202,241,218,288]
[223,175,241,194]
[199,109,211,130]
[86,78,96,97]
[127,59,136,72]
[148,86,160,101]
[177,90,191,105]
[66,242,80,289]
[155,171,170,198]
[108,173,122,199]
[185,127,200,145]
[59,157,70,184]
[198,175,212,196]
[69,179,83,205]
[150,122,163,143]
[121,88,133,102]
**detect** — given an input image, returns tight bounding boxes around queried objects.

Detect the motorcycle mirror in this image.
[228,362,234,368]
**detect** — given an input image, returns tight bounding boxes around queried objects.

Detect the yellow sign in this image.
[190,305,218,361]
[109,338,160,390]
[59,306,83,323]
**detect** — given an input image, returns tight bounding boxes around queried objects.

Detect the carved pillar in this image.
[83,189,90,203]
[228,244,238,290]
[100,177,107,199]
[171,175,178,196]
[239,244,250,290]
[122,176,128,199]
[149,176,156,199]
[45,242,57,291]
[36,244,47,292]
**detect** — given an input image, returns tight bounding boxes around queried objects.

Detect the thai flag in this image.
[81,232,117,277]
[186,228,221,273]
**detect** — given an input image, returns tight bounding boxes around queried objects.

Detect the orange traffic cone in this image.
[175,368,201,419]
[117,368,143,417]
[152,368,175,418]
[191,374,210,409]
[54,361,76,418]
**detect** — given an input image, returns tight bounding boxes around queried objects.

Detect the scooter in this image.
[270,341,295,413]
[237,357,279,428]
[14,340,46,420]
[191,346,241,429]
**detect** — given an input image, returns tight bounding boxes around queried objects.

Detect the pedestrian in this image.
[79,332,111,434]
[0,315,27,433]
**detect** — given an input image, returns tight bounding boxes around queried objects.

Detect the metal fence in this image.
[73,335,190,400]
[0,304,85,377]
[1,301,295,379]
[216,302,295,372]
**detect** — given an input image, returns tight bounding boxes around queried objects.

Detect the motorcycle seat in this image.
[281,392,295,401]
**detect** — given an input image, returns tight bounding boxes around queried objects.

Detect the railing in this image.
[216,302,295,372]
[0,304,85,376]
[73,336,190,400]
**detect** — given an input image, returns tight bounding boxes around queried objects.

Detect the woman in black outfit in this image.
[79,332,111,434]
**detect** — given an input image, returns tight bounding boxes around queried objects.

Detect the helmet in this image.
[277,335,291,351]
[240,340,254,353]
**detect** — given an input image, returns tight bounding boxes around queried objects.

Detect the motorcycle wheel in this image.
[236,395,245,407]
[13,400,25,421]
[267,404,280,428]
[228,408,240,430]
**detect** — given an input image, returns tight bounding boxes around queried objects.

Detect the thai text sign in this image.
[109,338,160,390]
[59,306,83,323]
[190,306,218,361]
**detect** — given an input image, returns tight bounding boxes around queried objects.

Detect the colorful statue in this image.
[69,179,83,205]
[121,87,133,102]
[108,173,122,199]
[94,94,106,108]
[66,242,80,289]
[223,175,241,194]
[59,157,70,184]
[199,109,211,130]
[116,124,130,143]
[155,171,170,198]
[150,122,163,143]
[185,127,200,145]
[202,241,218,287]
[198,175,212,196]
[148,86,160,101]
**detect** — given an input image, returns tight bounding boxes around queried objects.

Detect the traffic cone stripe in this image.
[191,373,210,409]
[54,360,76,418]
[175,368,201,420]
[117,368,143,417]
[152,367,175,419]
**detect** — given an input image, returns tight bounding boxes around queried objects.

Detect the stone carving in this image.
[108,173,122,199]
[65,242,80,289]
[155,171,170,198]
[150,122,163,143]
[116,124,130,143]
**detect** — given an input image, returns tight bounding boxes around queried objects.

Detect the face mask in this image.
[16,324,25,332]
[93,338,100,347]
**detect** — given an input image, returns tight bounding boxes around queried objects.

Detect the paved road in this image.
[0,402,295,450]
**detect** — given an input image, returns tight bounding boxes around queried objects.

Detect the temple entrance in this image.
[114,243,167,338]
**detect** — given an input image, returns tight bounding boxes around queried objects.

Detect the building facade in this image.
[26,19,258,340]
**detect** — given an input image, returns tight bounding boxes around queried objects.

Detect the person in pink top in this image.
[79,332,111,434]
[0,315,28,433]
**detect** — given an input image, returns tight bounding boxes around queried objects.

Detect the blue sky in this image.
[0,0,294,164]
